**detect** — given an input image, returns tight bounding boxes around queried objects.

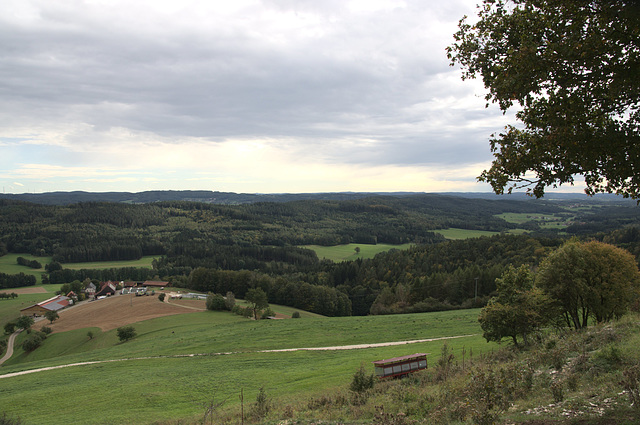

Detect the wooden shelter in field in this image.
[372,353,428,379]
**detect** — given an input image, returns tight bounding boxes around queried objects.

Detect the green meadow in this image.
[432,228,500,240]
[0,254,157,284]
[0,307,491,424]
[303,243,413,261]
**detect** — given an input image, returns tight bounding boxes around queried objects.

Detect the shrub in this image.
[40,326,52,335]
[21,333,44,352]
[206,293,226,311]
[620,365,640,408]
[291,311,301,319]
[4,322,16,335]
[158,293,166,302]
[116,326,137,342]
[261,308,275,319]
[251,387,271,420]
[87,330,94,340]
[224,291,236,310]
[0,411,23,425]
[350,364,375,395]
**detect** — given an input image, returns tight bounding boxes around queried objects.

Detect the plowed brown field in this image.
[48,294,205,333]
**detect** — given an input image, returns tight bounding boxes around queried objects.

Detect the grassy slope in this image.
[0,308,490,425]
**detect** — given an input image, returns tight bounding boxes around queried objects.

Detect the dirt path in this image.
[0,330,22,366]
[0,334,474,379]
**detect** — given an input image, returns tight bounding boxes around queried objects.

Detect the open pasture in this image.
[303,243,412,261]
[62,255,156,270]
[0,307,490,424]
[0,253,50,284]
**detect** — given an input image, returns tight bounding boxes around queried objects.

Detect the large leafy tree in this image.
[478,265,550,346]
[536,241,640,329]
[448,1,640,199]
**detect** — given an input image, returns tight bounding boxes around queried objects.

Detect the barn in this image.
[20,295,72,317]
[372,353,428,379]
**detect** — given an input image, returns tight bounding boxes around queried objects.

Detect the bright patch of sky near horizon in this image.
[0,0,584,195]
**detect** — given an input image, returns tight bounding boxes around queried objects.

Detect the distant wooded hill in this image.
[1,192,638,316]
[0,189,632,205]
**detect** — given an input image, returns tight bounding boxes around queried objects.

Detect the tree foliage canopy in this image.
[478,265,550,346]
[536,240,640,329]
[448,0,640,199]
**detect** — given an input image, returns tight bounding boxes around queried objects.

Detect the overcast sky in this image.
[0,0,575,195]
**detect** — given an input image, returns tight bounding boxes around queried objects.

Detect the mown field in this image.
[302,243,413,261]
[432,228,501,240]
[0,302,491,425]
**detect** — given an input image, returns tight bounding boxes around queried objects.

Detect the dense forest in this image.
[1,193,639,316]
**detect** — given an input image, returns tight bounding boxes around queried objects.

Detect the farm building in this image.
[95,281,117,298]
[85,282,96,297]
[20,295,72,316]
[372,353,428,379]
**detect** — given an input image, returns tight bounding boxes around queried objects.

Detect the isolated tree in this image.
[44,310,59,324]
[16,316,34,332]
[536,241,640,329]
[245,288,269,320]
[448,0,640,199]
[116,326,137,342]
[478,265,550,346]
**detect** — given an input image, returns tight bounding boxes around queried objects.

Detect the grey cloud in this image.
[0,0,497,168]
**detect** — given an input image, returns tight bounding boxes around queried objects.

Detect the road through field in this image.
[0,334,474,379]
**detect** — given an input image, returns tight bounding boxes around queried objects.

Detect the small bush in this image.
[620,365,640,408]
[4,322,16,335]
[158,293,165,302]
[291,311,301,318]
[0,411,23,425]
[40,326,52,335]
[206,293,226,311]
[21,333,44,352]
[250,386,271,420]
[87,330,94,340]
[261,308,275,319]
[350,364,375,393]
[550,380,564,403]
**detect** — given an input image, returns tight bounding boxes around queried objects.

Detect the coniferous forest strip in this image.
[1,193,639,316]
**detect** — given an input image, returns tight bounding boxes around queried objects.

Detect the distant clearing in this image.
[433,228,500,240]
[496,212,572,229]
[63,256,156,270]
[303,243,412,261]
[0,254,50,284]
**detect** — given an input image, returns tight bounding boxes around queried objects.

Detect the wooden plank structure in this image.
[372,353,428,379]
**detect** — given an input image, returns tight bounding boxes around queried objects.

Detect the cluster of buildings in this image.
[19,280,169,316]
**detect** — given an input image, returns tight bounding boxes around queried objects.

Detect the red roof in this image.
[372,353,427,366]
